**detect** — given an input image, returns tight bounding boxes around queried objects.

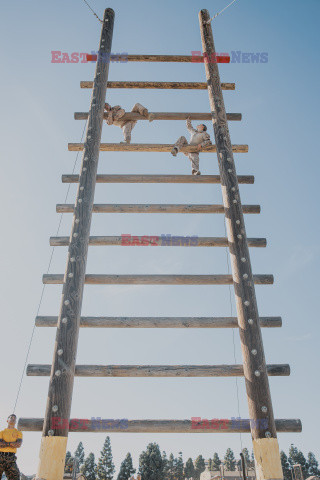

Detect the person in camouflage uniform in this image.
[104,102,150,143]
[0,414,22,480]
[171,117,212,175]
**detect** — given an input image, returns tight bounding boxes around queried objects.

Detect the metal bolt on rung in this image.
[254,370,260,377]
[243,273,248,279]
[236,220,240,224]
[70,257,75,262]
[244,300,250,306]
[48,430,54,436]
[52,405,58,412]
[78,199,82,203]
[57,349,63,356]
[248,318,254,325]
[265,431,271,438]
[241,257,246,262]
[251,349,257,355]
[261,406,268,413]
[62,317,68,324]
[68,273,74,278]
[55,370,61,377]
[237,234,242,239]
[80,186,84,191]
[64,300,70,306]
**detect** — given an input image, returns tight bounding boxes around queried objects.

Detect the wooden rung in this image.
[68,143,248,153]
[74,112,241,121]
[56,204,260,214]
[35,316,282,328]
[42,274,273,285]
[62,174,253,184]
[49,236,266,247]
[27,364,289,377]
[18,417,302,433]
[80,81,235,90]
[87,54,231,64]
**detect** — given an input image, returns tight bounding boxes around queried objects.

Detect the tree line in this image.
[64,440,320,480]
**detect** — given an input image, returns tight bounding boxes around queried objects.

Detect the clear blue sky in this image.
[0,0,319,475]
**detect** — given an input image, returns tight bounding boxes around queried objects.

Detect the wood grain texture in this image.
[62,174,253,184]
[199,9,278,441]
[49,236,266,247]
[35,316,282,328]
[107,54,231,63]
[56,204,260,214]
[18,417,302,433]
[41,9,115,439]
[80,81,234,90]
[42,274,273,285]
[74,112,241,121]
[68,143,248,153]
[27,364,290,377]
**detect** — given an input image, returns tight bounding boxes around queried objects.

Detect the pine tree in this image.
[176,452,184,480]
[162,451,169,480]
[307,452,320,477]
[288,444,308,478]
[74,442,85,472]
[117,453,136,480]
[208,459,213,472]
[212,453,221,471]
[184,458,195,479]
[224,449,236,471]
[167,454,176,480]
[81,453,97,480]
[96,437,115,480]
[280,451,292,480]
[139,443,163,480]
[194,455,206,480]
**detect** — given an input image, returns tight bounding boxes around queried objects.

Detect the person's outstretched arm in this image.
[186,117,197,133]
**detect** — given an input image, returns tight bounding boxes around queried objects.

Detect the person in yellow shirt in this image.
[0,414,23,480]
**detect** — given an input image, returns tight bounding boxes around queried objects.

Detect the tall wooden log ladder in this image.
[18,8,301,480]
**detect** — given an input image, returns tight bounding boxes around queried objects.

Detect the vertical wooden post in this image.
[36,9,115,480]
[198,9,283,480]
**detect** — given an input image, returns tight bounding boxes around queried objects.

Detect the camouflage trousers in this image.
[174,136,200,171]
[0,453,20,480]
[121,103,149,142]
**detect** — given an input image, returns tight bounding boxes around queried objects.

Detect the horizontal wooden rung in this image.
[87,53,231,64]
[68,143,248,153]
[62,174,253,184]
[27,364,289,377]
[74,112,241,121]
[56,204,260,214]
[18,417,302,433]
[35,316,282,328]
[49,236,266,248]
[81,81,235,90]
[42,274,273,285]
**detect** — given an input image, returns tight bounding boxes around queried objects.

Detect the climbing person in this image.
[0,414,23,480]
[171,117,212,175]
[104,102,151,143]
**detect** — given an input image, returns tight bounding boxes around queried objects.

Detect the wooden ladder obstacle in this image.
[17,8,301,480]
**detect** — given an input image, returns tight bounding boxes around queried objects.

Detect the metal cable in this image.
[81,0,103,23]
[13,120,88,413]
[206,0,240,23]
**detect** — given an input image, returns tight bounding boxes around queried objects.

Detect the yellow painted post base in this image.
[253,438,283,480]
[36,436,68,480]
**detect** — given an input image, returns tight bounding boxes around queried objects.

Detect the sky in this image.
[0,0,320,475]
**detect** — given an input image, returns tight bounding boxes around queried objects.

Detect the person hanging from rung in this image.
[104,102,152,144]
[171,117,212,175]
[0,414,23,480]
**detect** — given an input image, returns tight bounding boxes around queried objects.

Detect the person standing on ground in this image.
[0,414,23,480]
